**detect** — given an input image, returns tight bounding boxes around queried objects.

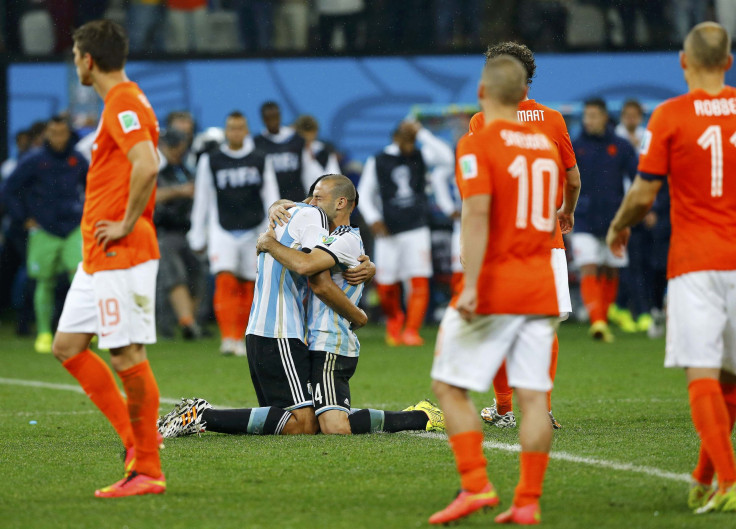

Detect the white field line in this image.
[415,432,691,483]
[1,377,692,484]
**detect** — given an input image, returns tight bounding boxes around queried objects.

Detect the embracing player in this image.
[51,20,165,498]
[607,22,736,513]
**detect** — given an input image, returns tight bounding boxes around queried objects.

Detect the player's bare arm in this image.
[94,140,159,250]
[558,164,581,234]
[268,199,297,227]
[606,175,663,257]
[343,255,376,285]
[257,229,335,276]
[457,194,490,322]
[309,270,368,328]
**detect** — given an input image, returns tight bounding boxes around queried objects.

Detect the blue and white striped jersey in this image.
[306,225,365,357]
[246,204,329,340]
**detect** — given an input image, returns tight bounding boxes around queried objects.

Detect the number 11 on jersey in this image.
[697,125,736,197]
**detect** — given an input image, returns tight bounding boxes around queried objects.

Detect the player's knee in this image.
[52,335,81,363]
[432,379,453,400]
[318,411,351,435]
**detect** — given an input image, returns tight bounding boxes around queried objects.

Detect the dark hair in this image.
[28,120,48,139]
[584,97,608,113]
[72,19,129,73]
[48,115,70,127]
[294,115,318,133]
[227,110,246,121]
[15,130,29,142]
[260,101,280,115]
[484,42,536,86]
[621,99,643,115]
[166,110,194,128]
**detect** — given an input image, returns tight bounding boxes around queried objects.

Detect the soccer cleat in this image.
[549,411,562,430]
[95,471,166,498]
[412,399,445,432]
[481,400,516,428]
[695,483,736,514]
[220,338,237,356]
[401,329,424,346]
[688,481,715,510]
[123,433,165,478]
[157,398,212,438]
[589,321,614,343]
[636,313,653,332]
[428,483,499,524]
[494,502,541,525]
[34,332,53,354]
[608,304,637,333]
[233,339,247,357]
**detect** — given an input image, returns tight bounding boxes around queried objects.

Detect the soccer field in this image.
[1,322,731,529]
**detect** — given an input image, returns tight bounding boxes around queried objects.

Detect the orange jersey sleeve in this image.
[81,82,160,274]
[456,120,563,316]
[638,87,736,278]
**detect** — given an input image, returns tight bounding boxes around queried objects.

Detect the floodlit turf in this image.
[1,322,734,528]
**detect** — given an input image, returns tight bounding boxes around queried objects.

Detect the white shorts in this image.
[57,260,158,350]
[375,226,433,284]
[431,307,556,393]
[208,224,262,280]
[571,232,628,268]
[665,270,736,372]
[551,248,572,320]
[451,220,463,274]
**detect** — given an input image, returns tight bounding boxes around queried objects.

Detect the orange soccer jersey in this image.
[82,81,160,274]
[638,87,736,278]
[469,101,575,249]
[456,119,564,316]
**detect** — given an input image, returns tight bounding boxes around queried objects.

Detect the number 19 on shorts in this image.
[98,298,121,327]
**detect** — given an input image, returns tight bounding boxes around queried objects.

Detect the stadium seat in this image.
[205,9,240,53]
[20,9,55,55]
[566,4,606,47]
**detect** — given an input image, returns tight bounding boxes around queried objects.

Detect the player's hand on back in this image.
[256,225,277,254]
[370,221,390,237]
[269,201,296,227]
[557,209,574,234]
[606,225,630,258]
[94,220,130,250]
[344,255,376,285]
[455,287,478,322]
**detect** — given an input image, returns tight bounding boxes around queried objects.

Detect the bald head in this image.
[480,55,527,107]
[684,22,731,70]
[318,174,357,206]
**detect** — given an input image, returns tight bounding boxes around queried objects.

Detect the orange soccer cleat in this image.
[95,471,166,498]
[495,502,541,525]
[428,483,499,524]
[401,329,425,346]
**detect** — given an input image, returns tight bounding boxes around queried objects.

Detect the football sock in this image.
[214,272,240,339]
[688,378,736,489]
[62,350,134,449]
[34,278,55,335]
[119,360,161,477]
[201,407,292,435]
[405,277,429,332]
[514,451,550,507]
[235,280,255,338]
[602,275,620,316]
[580,275,604,323]
[384,410,429,431]
[376,283,403,319]
[547,333,559,411]
[493,362,514,415]
[451,272,464,298]
[348,408,383,433]
[696,382,736,484]
[449,431,489,493]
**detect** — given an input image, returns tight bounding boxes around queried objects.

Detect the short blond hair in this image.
[684,22,731,69]
[481,55,527,106]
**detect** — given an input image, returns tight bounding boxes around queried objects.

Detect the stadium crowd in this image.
[0,0,726,56]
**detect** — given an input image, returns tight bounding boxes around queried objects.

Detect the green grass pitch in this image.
[1,322,733,528]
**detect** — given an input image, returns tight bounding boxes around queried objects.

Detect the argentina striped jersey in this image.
[306,225,365,357]
[246,204,329,339]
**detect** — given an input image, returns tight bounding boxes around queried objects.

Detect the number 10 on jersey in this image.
[508,155,559,231]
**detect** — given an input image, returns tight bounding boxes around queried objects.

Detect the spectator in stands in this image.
[615,99,646,150]
[671,0,707,41]
[155,129,203,340]
[434,0,481,49]
[294,114,341,188]
[226,0,273,52]
[274,0,309,51]
[128,0,164,53]
[716,0,736,39]
[3,116,88,353]
[317,0,365,53]
[571,98,637,343]
[254,101,307,201]
[1,130,31,181]
[516,0,569,52]
[166,0,209,53]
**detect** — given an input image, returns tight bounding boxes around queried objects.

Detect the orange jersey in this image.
[456,119,564,316]
[469,100,575,249]
[82,81,160,274]
[638,86,736,279]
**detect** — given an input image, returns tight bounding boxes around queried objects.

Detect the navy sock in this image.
[348,409,427,433]
[202,407,292,435]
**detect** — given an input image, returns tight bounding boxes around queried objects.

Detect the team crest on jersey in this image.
[459,154,478,180]
[118,110,141,133]
[640,130,652,155]
[321,235,337,245]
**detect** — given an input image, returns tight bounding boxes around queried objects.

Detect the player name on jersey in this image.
[693,97,736,117]
[517,109,545,122]
[500,130,552,150]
